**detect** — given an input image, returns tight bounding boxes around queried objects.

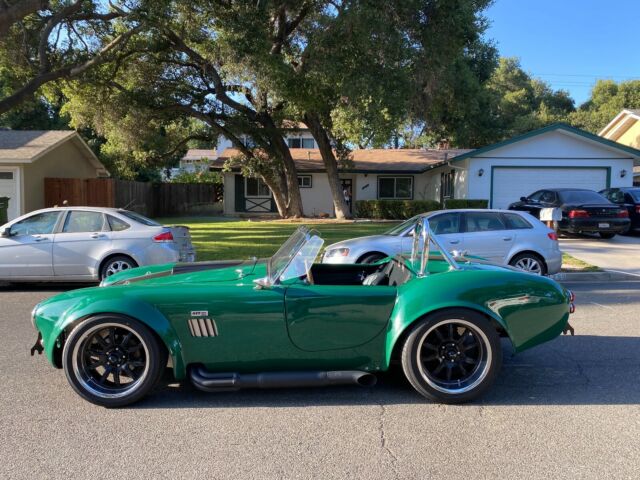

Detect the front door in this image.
[284,284,397,351]
[0,211,61,277]
[340,178,353,214]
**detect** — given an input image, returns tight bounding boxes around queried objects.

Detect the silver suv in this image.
[323,209,562,275]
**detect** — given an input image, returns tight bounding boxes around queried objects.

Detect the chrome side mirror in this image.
[253,277,272,290]
[450,250,469,261]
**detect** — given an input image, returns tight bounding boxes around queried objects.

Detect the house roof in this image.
[182,149,217,161]
[450,122,640,164]
[0,130,108,173]
[211,147,472,173]
[599,108,640,140]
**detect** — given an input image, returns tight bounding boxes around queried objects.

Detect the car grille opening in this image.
[188,318,218,337]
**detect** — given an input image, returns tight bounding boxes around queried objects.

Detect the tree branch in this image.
[0,0,49,38]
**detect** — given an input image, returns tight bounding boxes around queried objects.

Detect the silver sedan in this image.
[323,209,562,275]
[0,207,195,282]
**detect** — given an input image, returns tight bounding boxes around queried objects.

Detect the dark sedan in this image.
[599,187,640,234]
[508,188,630,239]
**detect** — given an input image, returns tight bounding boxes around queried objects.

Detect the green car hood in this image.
[100,258,265,287]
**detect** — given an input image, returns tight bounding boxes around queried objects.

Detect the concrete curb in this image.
[551,271,640,282]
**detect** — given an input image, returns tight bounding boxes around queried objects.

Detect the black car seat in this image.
[362,260,411,287]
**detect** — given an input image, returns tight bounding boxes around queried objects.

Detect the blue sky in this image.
[484,0,640,106]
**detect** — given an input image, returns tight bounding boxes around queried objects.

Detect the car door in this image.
[0,211,61,277]
[285,284,397,351]
[461,211,513,264]
[428,212,463,252]
[52,210,112,277]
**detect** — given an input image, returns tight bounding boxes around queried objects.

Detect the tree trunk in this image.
[262,174,290,218]
[304,113,351,219]
[260,116,304,218]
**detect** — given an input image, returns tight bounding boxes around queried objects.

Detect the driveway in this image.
[560,234,640,276]
[2,282,640,479]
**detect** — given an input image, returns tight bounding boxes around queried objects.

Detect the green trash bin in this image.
[0,197,9,225]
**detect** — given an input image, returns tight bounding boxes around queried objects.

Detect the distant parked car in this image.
[599,187,640,234]
[323,209,561,275]
[508,188,630,239]
[0,207,195,282]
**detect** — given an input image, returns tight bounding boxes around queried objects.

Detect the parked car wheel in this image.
[100,255,137,280]
[62,315,166,407]
[509,252,547,276]
[358,252,387,264]
[599,232,616,239]
[401,309,501,404]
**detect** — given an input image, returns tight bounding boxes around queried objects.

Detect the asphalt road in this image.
[560,232,640,276]
[1,282,639,480]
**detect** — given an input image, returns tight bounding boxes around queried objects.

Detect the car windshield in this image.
[385,216,419,236]
[559,190,609,204]
[118,210,161,226]
[268,226,324,283]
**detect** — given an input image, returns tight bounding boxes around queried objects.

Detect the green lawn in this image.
[156,217,396,261]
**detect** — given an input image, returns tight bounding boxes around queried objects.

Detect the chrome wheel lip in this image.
[71,323,150,400]
[416,319,492,395]
[514,257,542,275]
[105,260,132,277]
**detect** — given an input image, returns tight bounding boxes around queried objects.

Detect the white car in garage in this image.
[0,207,195,282]
[323,209,562,275]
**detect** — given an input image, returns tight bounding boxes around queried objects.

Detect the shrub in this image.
[355,200,441,219]
[443,199,488,209]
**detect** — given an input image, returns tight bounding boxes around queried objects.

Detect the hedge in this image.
[355,200,441,219]
[355,198,489,219]
[442,199,489,209]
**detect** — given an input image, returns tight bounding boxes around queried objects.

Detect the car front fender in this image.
[35,288,186,379]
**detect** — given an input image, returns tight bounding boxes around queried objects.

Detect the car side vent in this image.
[188,318,218,337]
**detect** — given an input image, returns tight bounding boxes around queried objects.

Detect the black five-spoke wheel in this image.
[63,315,166,407]
[401,309,501,403]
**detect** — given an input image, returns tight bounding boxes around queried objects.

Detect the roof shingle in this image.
[208,147,471,173]
[0,130,76,161]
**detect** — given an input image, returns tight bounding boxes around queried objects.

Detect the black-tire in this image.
[62,314,167,407]
[401,309,502,404]
[508,252,547,276]
[358,252,387,264]
[100,255,137,280]
[599,232,616,239]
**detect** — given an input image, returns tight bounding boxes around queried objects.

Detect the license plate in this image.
[598,223,609,228]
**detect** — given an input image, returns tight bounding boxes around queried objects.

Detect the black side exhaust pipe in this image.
[190,366,377,393]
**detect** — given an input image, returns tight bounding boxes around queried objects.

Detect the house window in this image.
[288,138,302,148]
[298,175,312,188]
[441,170,455,200]
[378,176,413,199]
[245,177,270,197]
[302,138,315,148]
[0,172,14,180]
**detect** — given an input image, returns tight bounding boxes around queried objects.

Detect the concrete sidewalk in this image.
[560,234,640,277]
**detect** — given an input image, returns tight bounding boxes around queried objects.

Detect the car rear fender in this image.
[383,300,510,370]
[47,297,186,379]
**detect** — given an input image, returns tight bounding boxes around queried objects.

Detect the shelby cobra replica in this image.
[31,219,575,407]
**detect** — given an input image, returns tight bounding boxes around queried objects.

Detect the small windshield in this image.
[559,190,609,204]
[268,226,324,283]
[118,210,161,226]
[385,216,419,236]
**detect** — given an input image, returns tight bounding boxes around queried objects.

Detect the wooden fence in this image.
[44,178,223,217]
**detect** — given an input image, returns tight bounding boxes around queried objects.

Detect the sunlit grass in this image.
[157,217,397,261]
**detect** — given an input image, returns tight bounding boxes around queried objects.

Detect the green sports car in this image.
[31,219,574,407]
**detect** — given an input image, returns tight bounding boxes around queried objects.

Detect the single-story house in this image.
[189,122,640,216]
[0,130,109,221]
[599,109,640,185]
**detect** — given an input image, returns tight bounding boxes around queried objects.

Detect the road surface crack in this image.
[378,404,400,479]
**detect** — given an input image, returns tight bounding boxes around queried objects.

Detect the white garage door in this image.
[491,167,608,208]
[0,169,18,222]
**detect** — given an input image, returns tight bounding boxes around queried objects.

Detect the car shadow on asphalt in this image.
[130,335,640,410]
